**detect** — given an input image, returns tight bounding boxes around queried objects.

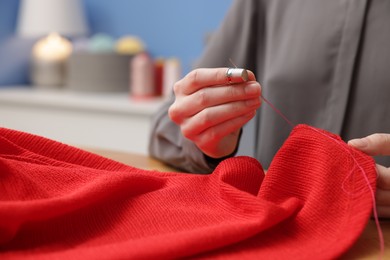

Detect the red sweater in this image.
[0,124,376,259]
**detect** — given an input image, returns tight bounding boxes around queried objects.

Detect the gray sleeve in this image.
[148,0,260,173]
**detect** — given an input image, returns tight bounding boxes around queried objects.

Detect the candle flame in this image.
[33,33,73,61]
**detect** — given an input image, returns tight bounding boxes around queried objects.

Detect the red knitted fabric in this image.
[0,124,376,259]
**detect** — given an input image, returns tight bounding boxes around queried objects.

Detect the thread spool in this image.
[163,58,181,98]
[154,58,164,96]
[130,52,155,99]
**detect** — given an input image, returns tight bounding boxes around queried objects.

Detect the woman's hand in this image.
[348,134,390,218]
[169,68,262,159]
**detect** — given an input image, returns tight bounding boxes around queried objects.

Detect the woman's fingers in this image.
[174,68,257,95]
[376,189,390,219]
[348,134,390,156]
[180,98,261,139]
[373,164,390,218]
[377,164,390,190]
[168,67,260,158]
[376,206,390,218]
[169,81,261,123]
[192,111,257,158]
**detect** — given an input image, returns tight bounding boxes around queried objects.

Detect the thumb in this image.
[348,134,390,156]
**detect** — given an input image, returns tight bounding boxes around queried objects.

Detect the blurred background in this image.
[0,0,234,156]
[0,0,232,87]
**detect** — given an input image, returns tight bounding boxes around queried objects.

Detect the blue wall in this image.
[0,0,19,41]
[0,0,232,84]
[83,0,232,72]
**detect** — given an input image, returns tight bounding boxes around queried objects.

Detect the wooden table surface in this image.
[85,147,390,259]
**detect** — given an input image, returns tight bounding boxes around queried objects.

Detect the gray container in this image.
[66,53,132,92]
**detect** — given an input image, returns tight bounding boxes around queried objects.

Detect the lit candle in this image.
[30,33,73,87]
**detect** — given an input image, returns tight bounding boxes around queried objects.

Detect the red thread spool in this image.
[154,58,164,96]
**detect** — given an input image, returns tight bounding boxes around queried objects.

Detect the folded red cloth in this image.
[0,124,376,259]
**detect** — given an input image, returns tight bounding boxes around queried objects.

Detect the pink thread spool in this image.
[130,52,155,99]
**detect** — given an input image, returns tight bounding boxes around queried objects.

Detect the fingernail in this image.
[348,138,368,148]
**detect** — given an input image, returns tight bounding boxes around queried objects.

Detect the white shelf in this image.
[0,86,164,115]
[0,86,167,155]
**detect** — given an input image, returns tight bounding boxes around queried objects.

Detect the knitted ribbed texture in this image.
[0,124,376,259]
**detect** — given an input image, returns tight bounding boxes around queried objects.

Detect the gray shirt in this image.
[149,0,390,173]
